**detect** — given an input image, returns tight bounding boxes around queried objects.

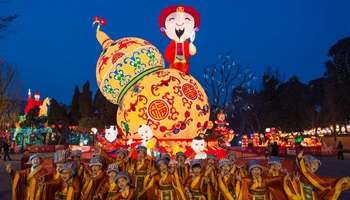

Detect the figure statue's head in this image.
[190,159,202,176]
[158,5,200,41]
[247,160,263,178]
[268,156,282,174]
[191,136,205,153]
[34,92,41,101]
[105,125,118,143]
[303,155,321,173]
[138,124,153,142]
[106,163,119,179]
[116,172,132,189]
[30,153,44,167]
[217,110,225,120]
[59,162,76,182]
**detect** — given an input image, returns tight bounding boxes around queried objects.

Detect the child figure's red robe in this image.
[80,170,106,200]
[165,40,191,74]
[8,164,48,200]
[99,148,129,172]
[262,170,288,200]
[43,167,61,182]
[175,163,190,185]
[184,174,209,200]
[142,170,186,200]
[296,157,350,200]
[128,158,153,200]
[95,177,120,200]
[37,177,81,200]
[217,173,240,200]
[204,165,218,199]
[111,186,137,200]
[238,175,284,200]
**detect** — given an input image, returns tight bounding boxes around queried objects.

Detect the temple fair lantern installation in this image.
[252,133,259,147]
[241,135,249,147]
[286,134,295,147]
[93,6,227,158]
[213,110,235,147]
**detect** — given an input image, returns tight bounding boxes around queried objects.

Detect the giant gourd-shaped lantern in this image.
[93,16,165,105]
[93,9,210,143]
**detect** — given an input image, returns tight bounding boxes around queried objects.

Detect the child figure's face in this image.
[207,158,216,166]
[164,10,196,41]
[73,156,81,164]
[116,152,125,161]
[56,162,64,169]
[117,177,128,189]
[177,155,186,164]
[269,163,281,174]
[158,162,168,172]
[31,157,41,167]
[220,164,231,173]
[137,151,146,159]
[60,169,73,182]
[228,155,236,164]
[306,162,319,173]
[108,170,117,179]
[192,166,201,176]
[91,165,101,173]
[251,167,262,178]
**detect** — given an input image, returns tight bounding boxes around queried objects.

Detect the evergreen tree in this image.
[68,85,81,125]
[276,75,307,132]
[324,37,350,121]
[93,89,118,130]
[79,80,93,118]
[48,98,62,124]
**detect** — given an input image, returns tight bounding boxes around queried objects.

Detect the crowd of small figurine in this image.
[4,145,350,200]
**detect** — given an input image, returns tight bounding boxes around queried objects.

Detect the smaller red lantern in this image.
[30,133,35,138]
[58,124,63,129]
[51,124,56,129]
[5,123,10,127]
[44,124,49,128]
[15,123,20,127]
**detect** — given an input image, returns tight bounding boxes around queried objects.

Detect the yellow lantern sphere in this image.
[117,69,210,140]
[94,23,164,104]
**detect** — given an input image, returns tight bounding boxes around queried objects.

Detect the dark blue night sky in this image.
[1,0,349,104]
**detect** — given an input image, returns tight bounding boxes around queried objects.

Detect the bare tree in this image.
[0,0,22,126]
[203,51,257,119]
[0,0,20,39]
[0,58,22,126]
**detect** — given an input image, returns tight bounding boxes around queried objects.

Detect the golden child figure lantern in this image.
[93,6,217,158]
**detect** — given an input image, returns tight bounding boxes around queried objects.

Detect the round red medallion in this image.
[182,83,198,101]
[147,99,169,121]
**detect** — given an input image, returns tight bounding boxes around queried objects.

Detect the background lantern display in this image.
[241,135,249,147]
[253,133,259,147]
[287,135,295,147]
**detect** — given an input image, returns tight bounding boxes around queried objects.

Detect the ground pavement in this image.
[0,151,349,200]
